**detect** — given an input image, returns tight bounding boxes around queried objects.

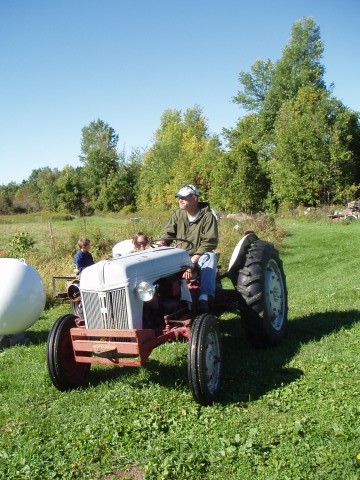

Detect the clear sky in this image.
[1,0,359,185]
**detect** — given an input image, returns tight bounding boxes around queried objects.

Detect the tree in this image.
[12,183,40,213]
[269,86,360,207]
[233,17,326,142]
[167,107,222,197]
[96,149,142,212]
[0,189,8,214]
[262,17,326,136]
[214,115,268,212]
[24,169,42,211]
[137,109,184,209]
[233,58,274,112]
[269,19,325,95]
[227,17,360,211]
[125,149,142,208]
[137,106,222,209]
[80,118,119,157]
[80,119,119,206]
[56,165,87,215]
[0,183,19,214]
[36,167,61,211]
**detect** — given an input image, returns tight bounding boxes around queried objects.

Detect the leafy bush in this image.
[91,228,116,257]
[8,232,35,257]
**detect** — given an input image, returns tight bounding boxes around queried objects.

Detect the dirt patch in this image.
[102,466,145,480]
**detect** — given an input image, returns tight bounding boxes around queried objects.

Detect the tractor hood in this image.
[80,247,193,291]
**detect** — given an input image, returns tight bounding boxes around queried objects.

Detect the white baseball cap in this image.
[175,184,199,198]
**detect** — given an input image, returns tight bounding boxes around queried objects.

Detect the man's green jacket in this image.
[162,202,218,256]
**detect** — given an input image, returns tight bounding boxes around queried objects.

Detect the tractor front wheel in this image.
[188,313,222,405]
[47,314,90,390]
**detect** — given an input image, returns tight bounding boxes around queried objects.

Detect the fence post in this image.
[48,221,55,252]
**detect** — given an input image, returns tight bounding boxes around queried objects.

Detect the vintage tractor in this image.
[47,232,287,405]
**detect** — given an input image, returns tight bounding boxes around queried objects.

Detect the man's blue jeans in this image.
[197,252,217,298]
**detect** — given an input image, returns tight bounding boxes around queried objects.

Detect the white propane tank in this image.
[0,258,46,335]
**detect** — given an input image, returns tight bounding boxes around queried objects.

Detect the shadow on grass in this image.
[87,343,189,389]
[28,329,50,344]
[0,329,49,350]
[217,309,359,404]
[88,308,360,404]
[18,309,360,404]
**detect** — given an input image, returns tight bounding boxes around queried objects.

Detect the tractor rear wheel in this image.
[237,240,288,347]
[188,313,222,405]
[47,314,90,390]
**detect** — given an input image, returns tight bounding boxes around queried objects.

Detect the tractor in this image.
[47,232,287,405]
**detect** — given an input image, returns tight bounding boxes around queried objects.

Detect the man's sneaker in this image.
[198,300,209,314]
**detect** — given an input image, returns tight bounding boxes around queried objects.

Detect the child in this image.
[74,238,95,275]
[132,232,149,251]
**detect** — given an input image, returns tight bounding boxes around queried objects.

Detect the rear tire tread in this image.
[237,240,288,348]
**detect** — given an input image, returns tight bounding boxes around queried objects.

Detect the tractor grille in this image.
[82,288,129,330]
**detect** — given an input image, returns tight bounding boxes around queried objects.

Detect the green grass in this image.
[0,216,359,479]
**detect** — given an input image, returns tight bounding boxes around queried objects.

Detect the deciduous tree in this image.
[80,119,119,206]
[56,166,87,215]
[269,86,360,206]
[138,106,222,209]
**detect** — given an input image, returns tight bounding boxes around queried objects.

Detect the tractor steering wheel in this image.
[150,237,194,250]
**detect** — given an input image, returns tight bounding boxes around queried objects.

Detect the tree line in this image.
[1,18,359,216]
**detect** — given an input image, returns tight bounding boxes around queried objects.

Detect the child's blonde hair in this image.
[78,238,91,249]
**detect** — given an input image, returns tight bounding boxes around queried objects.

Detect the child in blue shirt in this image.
[74,238,94,275]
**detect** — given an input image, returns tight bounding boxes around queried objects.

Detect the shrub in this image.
[8,232,35,258]
[91,228,116,258]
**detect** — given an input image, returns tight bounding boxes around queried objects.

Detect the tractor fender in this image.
[227,231,259,282]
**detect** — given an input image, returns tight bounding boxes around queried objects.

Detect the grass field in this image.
[0,215,359,479]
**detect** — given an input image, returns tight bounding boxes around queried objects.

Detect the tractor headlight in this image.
[136,281,156,302]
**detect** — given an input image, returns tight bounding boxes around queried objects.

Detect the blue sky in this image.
[1,0,359,185]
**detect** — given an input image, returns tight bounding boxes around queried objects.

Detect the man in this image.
[161,184,218,313]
